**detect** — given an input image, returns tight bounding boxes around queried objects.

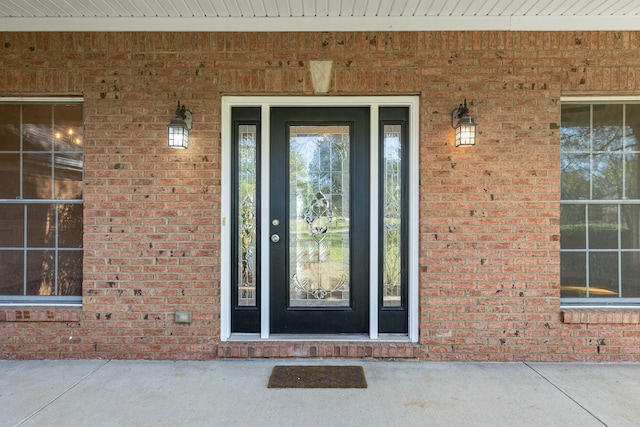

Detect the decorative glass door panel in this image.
[289,125,350,308]
[270,107,370,334]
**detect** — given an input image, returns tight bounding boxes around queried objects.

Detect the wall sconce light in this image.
[451,99,477,147]
[167,101,192,149]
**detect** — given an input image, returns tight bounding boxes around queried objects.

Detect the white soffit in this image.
[1,0,639,31]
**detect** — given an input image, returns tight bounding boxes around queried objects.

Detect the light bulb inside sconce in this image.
[167,101,193,149]
[451,99,477,147]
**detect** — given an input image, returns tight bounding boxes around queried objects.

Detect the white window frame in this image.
[221,96,419,342]
[561,96,640,307]
[0,97,84,306]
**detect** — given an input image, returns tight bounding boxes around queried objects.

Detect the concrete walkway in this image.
[1,359,639,427]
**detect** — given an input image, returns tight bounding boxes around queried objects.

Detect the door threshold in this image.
[227,333,411,342]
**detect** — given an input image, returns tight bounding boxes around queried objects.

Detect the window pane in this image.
[53,104,83,152]
[625,104,640,152]
[0,104,20,151]
[592,104,623,151]
[58,204,82,248]
[26,250,55,296]
[588,205,618,249]
[625,152,640,200]
[561,102,640,302]
[589,252,619,297]
[592,153,622,199]
[561,104,591,152]
[0,154,20,199]
[622,253,640,297]
[560,204,585,249]
[1,101,83,301]
[0,251,23,295]
[561,153,590,200]
[54,152,83,199]
[382,124,402,307]
[58,250,82,296]
[621,205,640,249]
[27,204,57,248]
[237,124,257,307]
[0,204,24,247]
[22,104,52,151]
[23,153,52,199]
[560,252,586,297]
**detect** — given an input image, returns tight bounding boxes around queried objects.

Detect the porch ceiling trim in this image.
[0,16,640,32]
[2,15,640,32]
[3,0,640,32]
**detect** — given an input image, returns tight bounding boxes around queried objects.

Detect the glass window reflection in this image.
[54,152,83,199]
[592,104,623,152]
[561,153,590,200]
[0,104,20,151]
[26,250,55,296]
[0,251,24,295]
[560,204,585,249]
[560,102,640,301]
[22,104,53,151]
[0,100,83,300]
[560,252,586,297]
[54,104,83,152]
[58,251,82,296]
[23,153,53,199]
[561,104,591,152]
[0,204,24,247]
[0,154,20,199]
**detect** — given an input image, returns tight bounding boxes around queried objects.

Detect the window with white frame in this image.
[0,99,84,304]
[561,100,640,303]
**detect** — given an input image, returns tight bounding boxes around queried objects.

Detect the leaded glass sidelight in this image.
[237,124,257,307]
[289,126,350,307]
[382,125,402,307]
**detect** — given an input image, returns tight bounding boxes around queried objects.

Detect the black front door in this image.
[269,107,370,334]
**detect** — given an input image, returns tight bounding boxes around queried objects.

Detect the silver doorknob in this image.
[270,234,280,243]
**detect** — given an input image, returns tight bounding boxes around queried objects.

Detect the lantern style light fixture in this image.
[167,101,192,149]
[451,99,477,147]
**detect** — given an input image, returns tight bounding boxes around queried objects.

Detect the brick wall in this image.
[1,31,640,361]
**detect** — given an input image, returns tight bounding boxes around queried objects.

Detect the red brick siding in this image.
[1,31,640,361]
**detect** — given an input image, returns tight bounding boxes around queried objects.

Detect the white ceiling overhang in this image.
[1,0,639,32]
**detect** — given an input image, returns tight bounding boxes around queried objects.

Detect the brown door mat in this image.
[268,365,367,389]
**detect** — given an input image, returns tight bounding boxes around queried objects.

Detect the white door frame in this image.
[221,96,419,343]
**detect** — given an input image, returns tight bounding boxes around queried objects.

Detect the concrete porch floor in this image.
[2,359,639,426]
